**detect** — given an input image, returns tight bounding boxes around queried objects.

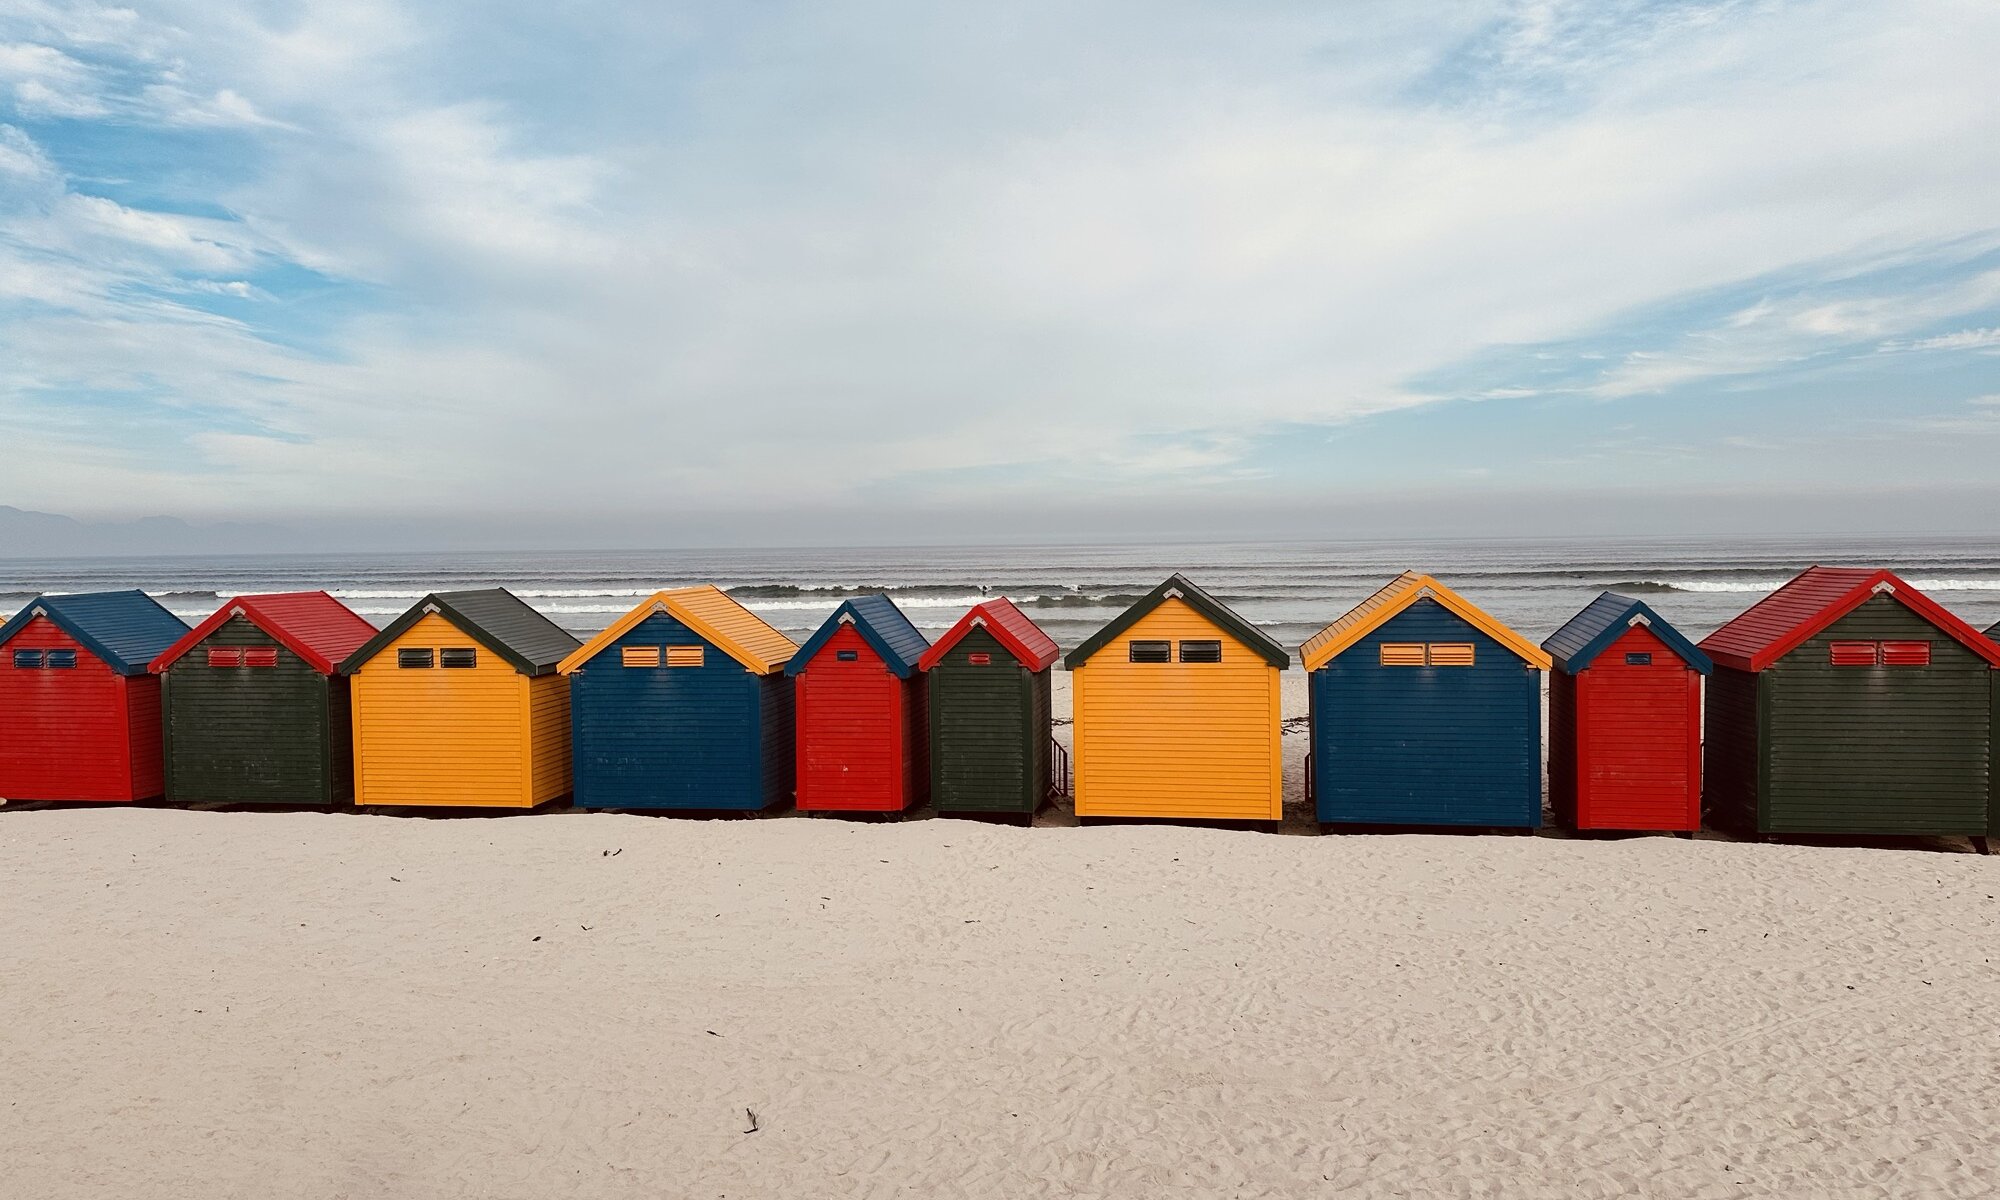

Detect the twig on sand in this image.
[743,1108,760,1134]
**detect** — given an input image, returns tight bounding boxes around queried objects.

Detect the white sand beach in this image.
[5,787,1998,1198]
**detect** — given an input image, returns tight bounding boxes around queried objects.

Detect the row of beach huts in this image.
[1,566,1996,845]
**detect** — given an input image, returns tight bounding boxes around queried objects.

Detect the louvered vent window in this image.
[12,649,44,669]
[836,649,860,662]
[666,645,705,667]
[1625,652,1653,666]
[397,648,434,669]
[45,649,77,669]
[1380,643,1427,667]
[1428,643,1475,667]
[207,648,242,668]
[440,647,478,669]
[1880,641,1931,666]
[622,646,661,668]
[1830,641,1932,666]
[1178,640,1222,664]
[1128,640,1171,664]
[243,648,278,668]
[968,652,992,666]
[1381,643,1475,667]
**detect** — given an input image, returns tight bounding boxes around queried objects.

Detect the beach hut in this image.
[150,592,375,806]
[338,589,581,809]
[785,595,931,813]
[0,591,187,802]
[917,598,1062,816]
[1700,566,2000,841]
[1301,573,1550,828]
[558,586,798,810]
[1064,574,1288,821]
[1544,592,1712,831]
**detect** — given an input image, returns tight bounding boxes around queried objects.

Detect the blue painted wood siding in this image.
[1310,598,1542,827]
[569,611,781,810]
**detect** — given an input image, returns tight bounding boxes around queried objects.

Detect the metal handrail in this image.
[1050,738,1072,799]
[1303,750,1314,806]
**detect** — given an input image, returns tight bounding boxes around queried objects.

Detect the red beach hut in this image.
[784,595,931,813]
[1543,592,1711,831]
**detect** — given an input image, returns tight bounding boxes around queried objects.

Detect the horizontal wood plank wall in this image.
[351,613,528,807]
[1576,625,1700,830]
[929,626,1035,812]
[125,674,164,800]
[1073,597,1281,820]
[1701,667,1760,832]
[526,672,571,805]
[163,615,331,805]
[1547,668,1578,827]
[1762,596,1991,835]
[571,611,763,809]
[796,622,907,811]
[0,616,136,801]
[759,673,794,807]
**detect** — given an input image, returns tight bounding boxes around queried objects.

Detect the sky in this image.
[1,0,1998,550]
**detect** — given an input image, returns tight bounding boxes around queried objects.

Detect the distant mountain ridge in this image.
[0,505,295,559]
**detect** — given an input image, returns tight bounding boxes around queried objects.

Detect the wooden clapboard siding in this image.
[759,672,795,807]
[1548,668,1578,828]
[795,622,912,812]
[1569,625,1701,831]
[0,616,138,801]
[1700,667,1761,833]
[1311,598,1541,827]
[163,615,337,805]
[1073,597,1281,821]
[350,612,531,807]
[526,672,571,804]
[928,625,1044,813]
[1760,597,1991,835]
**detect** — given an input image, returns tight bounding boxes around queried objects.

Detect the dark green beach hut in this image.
[917,598,1062,815]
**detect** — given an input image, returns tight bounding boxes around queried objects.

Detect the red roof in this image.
[149,592,377,675]
[917,597,1060,671]
[1698,566,2000,672]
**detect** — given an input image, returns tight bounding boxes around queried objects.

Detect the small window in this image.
[621,646,661,668]
[1178,640,1222,664]
[397,648,435,669]
[207,648,242,668]
[836,649,860,662]
[45,649,78,669]
[243,647,278,668]
[1428,643,1476,667]
[440,647,478,669]
[1624,652,1652,666]
[1829,641,1877,667]
[967,652,992,666]
[1128,640,1171,664]
[12,649,44,669]
[1880,641,1931,666]
[1380,643,1427,667]
[666,645,705,668]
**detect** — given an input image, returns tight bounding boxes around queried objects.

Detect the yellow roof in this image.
[1298,572,1552,672]
[557,586,798,675]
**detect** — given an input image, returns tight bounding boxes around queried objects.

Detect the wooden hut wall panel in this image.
[1700,667,1761,832]
[350,613,528,807]
[571,611,768,810]
[164,616,331,805]
[929,626,1032,812]
[0,617,131,801]
[1547,668,1578,827]
[902,670,930,807]
[1762,598,1992,834]
[796,623,906,811]
[1073,599,1280,820]
[759,673,794,807]
[124,674,165,799]
[1031,669,1052,800]
[1576,625,1701,830]
[1312,599,1540,826]
[526,673,571,804]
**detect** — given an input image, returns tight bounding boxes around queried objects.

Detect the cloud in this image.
[1880,326,2000,353]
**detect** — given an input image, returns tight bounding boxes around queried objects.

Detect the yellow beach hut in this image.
[336,589,582,808]
[1063,573,1289,820]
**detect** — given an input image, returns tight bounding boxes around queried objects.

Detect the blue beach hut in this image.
[1300,572,1552,828]
[557,586,799,810]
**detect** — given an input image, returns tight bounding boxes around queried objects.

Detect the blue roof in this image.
[1542,592,1711,675]
[0,590,189,675]
[785,594,931,678]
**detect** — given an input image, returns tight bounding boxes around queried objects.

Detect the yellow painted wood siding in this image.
[1073,598,1282,820]
[525,671,571,804]
[350,613,534,807]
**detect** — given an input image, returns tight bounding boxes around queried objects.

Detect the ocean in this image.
[6,535,2000,654]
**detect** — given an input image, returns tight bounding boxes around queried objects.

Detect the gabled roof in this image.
[1698,566,2000,672]
[918,597,1060,672]
[0,590,188,675]
[1298,572,1551,671]
[1064,574,1288,670]
[785,594,930,678]
[559,586,797,675]
[339,588,580,676]
[151,592,375,675]
[1542,591,1712,675]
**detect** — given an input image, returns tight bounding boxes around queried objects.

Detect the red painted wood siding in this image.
[794,623,914,811]
[0,616,149,801]
[1567,625,1702,830]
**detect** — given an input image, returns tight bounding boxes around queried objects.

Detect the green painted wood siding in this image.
[1700,667,1761,832]
[928,626,1048,812]
[162,614,347,805]
[1761,596,1991,834]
